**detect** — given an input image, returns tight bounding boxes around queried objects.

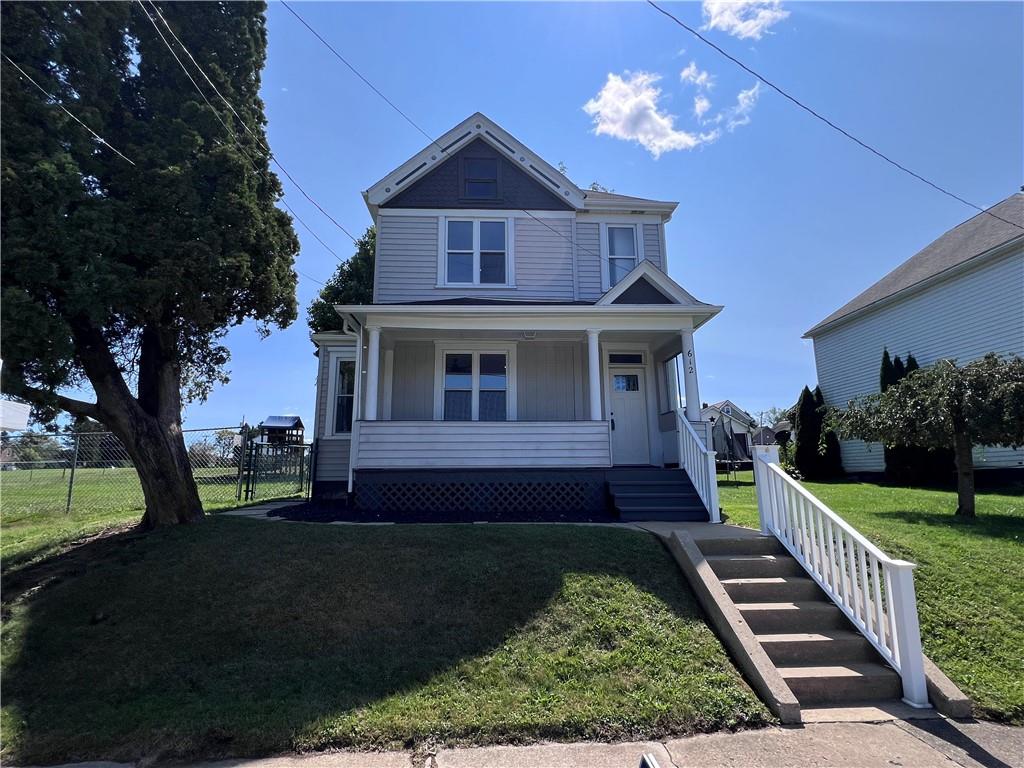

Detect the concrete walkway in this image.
[47,720,1023,768]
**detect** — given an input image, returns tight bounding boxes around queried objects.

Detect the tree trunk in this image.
[952,429,976,517]
[121,413,205,528]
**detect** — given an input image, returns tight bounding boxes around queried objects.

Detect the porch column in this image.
[680,328,701,422]
[365,326,381,421]
[586,329,602,421]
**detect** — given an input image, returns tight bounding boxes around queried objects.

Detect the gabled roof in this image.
[805,192,1024,337]
[581,189,678,217]
[702,400,755,424]
[596,260,710,307]
[364,113,587,215]
[262,415,304,429]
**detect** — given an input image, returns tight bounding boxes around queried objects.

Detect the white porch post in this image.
[586,329,602,421]
[365,326,381,421]
[680,329,701,422]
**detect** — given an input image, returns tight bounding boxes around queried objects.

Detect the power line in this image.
[645,0,1024,232]
[278,0,609,263]
[138,0,360,246]
[2,54,136,165]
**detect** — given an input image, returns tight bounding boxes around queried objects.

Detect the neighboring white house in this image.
[700,400,756,459]
[805,191,1024,473]
[309,113,722,519]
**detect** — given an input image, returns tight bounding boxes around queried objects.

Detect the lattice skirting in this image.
[353,469,608,515]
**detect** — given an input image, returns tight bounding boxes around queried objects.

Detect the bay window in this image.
[443,218,511,286]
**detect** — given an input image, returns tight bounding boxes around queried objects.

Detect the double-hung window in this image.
[607,225,638,287]
[444,219,509,286]
[438,349,513,421]
[333,359,355,433]
[462,157,500,199]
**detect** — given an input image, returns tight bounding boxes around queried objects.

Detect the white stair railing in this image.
[752,446,929,707]
[676,410,720,523]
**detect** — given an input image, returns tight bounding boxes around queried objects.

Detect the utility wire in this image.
[645,0,1024,232]
[278,0,608,263]
[2,54,136,165]
[140,0,360,246]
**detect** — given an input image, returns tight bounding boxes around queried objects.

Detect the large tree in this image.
[1,2,299,527]
[828,354,1024,517]
[307,226,375,333]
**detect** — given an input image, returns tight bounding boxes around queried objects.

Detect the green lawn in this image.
[0,520,770,764]
[0,467,302,576]
[718,471,1024,724]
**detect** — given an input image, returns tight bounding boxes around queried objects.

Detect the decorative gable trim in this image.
[595,260,704,306]
[364,113,586,213]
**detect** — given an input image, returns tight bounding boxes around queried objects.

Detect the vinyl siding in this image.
[517,341,589,420]
[313,340,357,481]
[391,341,434,420]
[375,215,575,303]
[315,439,351,482]
[576,222,602,301]
[354,421,611,468]
[643,223,663,270]
[812,249,1024,471]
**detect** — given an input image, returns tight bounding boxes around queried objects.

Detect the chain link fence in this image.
[0,425,310,517]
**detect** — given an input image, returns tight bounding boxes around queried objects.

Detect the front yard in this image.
[719,471,1024,724]
[0,519,769,764]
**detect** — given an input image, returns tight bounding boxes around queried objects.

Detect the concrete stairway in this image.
[606,468,709,522]
[699,536,903,709]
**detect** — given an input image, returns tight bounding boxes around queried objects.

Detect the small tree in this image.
[828,354,1024,517]
[813,386,844,477]
[308,227,376,333]
[792,386,821,479]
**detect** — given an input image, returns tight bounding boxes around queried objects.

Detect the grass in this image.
[718,470,1024,724]
[0,467,302,576]
[0,519,770,764]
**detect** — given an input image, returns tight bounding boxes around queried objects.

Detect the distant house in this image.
[805,192,1024,472]
[700,400,756,460]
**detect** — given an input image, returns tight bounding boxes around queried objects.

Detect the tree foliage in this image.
[1,1,298,527]
[307,226,375,333]
[828,354,1024,516]
[791,386,843,480]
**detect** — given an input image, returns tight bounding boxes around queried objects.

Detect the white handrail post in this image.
[706,448,721,523]
[889,560,929,707]
[752,445,779,534]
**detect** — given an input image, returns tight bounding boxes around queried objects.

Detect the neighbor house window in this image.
[440,351,509,421]
[333,359,355,433]
[462,156,499,199]
[445,219,508,285]
[608,225,638,286]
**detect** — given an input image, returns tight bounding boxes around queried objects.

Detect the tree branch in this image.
[11,380,100,421]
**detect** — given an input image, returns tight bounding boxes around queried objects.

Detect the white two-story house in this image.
[309,114,723,521]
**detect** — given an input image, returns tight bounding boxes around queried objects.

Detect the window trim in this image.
[433,341,518,421]
[459,155,502,201]
[437,216,516,288]
[598,220,646,292]
[324,347,358,439]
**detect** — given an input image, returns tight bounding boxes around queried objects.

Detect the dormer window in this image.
[461,156,500,199]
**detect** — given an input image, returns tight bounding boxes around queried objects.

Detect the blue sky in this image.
[182,0,1022,429]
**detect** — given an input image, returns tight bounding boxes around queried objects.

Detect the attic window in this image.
[462,157,499,199]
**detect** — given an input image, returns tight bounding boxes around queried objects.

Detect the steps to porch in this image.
[606,467,709,522]
[700,535,907,712]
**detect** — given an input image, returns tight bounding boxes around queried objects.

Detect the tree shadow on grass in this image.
[1,518,765,764]
[871,509,1024,544]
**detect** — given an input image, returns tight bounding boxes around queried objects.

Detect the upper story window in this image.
[461,156,500,200]
[443,218,511,286]
[608,225,638,286]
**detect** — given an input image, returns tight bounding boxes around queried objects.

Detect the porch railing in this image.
[752,447,929,707]
[675,409,720,523]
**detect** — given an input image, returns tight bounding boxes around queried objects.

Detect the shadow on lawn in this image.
[1,518,728,764]
[871,508,1024,543]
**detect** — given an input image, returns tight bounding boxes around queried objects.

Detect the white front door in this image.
[609,367,650,465]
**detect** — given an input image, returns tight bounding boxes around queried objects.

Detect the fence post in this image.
[752,445,780,534]
[64,433,80,515]
[235,425,248,502]
[889,560,929,707]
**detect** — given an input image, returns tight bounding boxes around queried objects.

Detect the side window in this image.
[333,359,355,433]
[608,225,637,286]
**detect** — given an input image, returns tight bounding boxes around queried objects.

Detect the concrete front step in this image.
[618,508,709,522]
[778,663,902,705]
[735,601,848,633]
[706,554,806,579]
[613,494,703,508]
[757,630,878,665]
[697,536,787,557]
[721,575,823,602]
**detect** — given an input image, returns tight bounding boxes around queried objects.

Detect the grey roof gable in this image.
[805,192,1024,337]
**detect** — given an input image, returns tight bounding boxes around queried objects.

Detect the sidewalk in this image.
[52,719,1022,768]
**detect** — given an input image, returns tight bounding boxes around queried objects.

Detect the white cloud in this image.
[680,61,714,90]
[583,71,712,158]
[694,94,712,119]
[702,1,789,40]
[723,82,762,131]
